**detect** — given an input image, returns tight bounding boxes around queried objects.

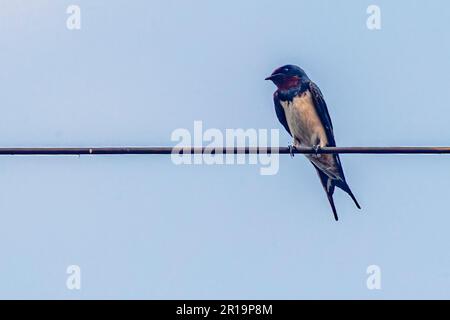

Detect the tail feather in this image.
[312,162,361,221]
[313,163,339,221]
[335,180,361,210]
[326,190,339,221]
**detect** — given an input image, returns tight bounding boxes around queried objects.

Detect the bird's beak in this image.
[265,73,283,81]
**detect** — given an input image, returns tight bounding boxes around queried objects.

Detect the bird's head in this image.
[265,65,308,90]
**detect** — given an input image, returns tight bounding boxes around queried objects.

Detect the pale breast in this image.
[280,92,341,179]
[280,91,328,147]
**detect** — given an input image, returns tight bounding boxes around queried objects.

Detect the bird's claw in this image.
[288,144,296,158]
[312,144,321,155]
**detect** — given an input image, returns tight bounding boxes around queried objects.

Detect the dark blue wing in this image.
[308,81,361,209]
[273,91,291,136]
[308,81,336,146]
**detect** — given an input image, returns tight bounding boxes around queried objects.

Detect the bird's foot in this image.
[312,144,321,155]
[288,144,297,158]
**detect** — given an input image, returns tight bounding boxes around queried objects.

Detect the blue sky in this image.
[1,0,450,299]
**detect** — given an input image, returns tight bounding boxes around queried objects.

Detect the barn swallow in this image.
[266,65,361,220]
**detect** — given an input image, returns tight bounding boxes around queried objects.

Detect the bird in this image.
[265,64,361,221]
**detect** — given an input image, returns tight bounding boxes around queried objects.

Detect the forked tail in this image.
[335,180,361,210]
[312,163,361,221]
